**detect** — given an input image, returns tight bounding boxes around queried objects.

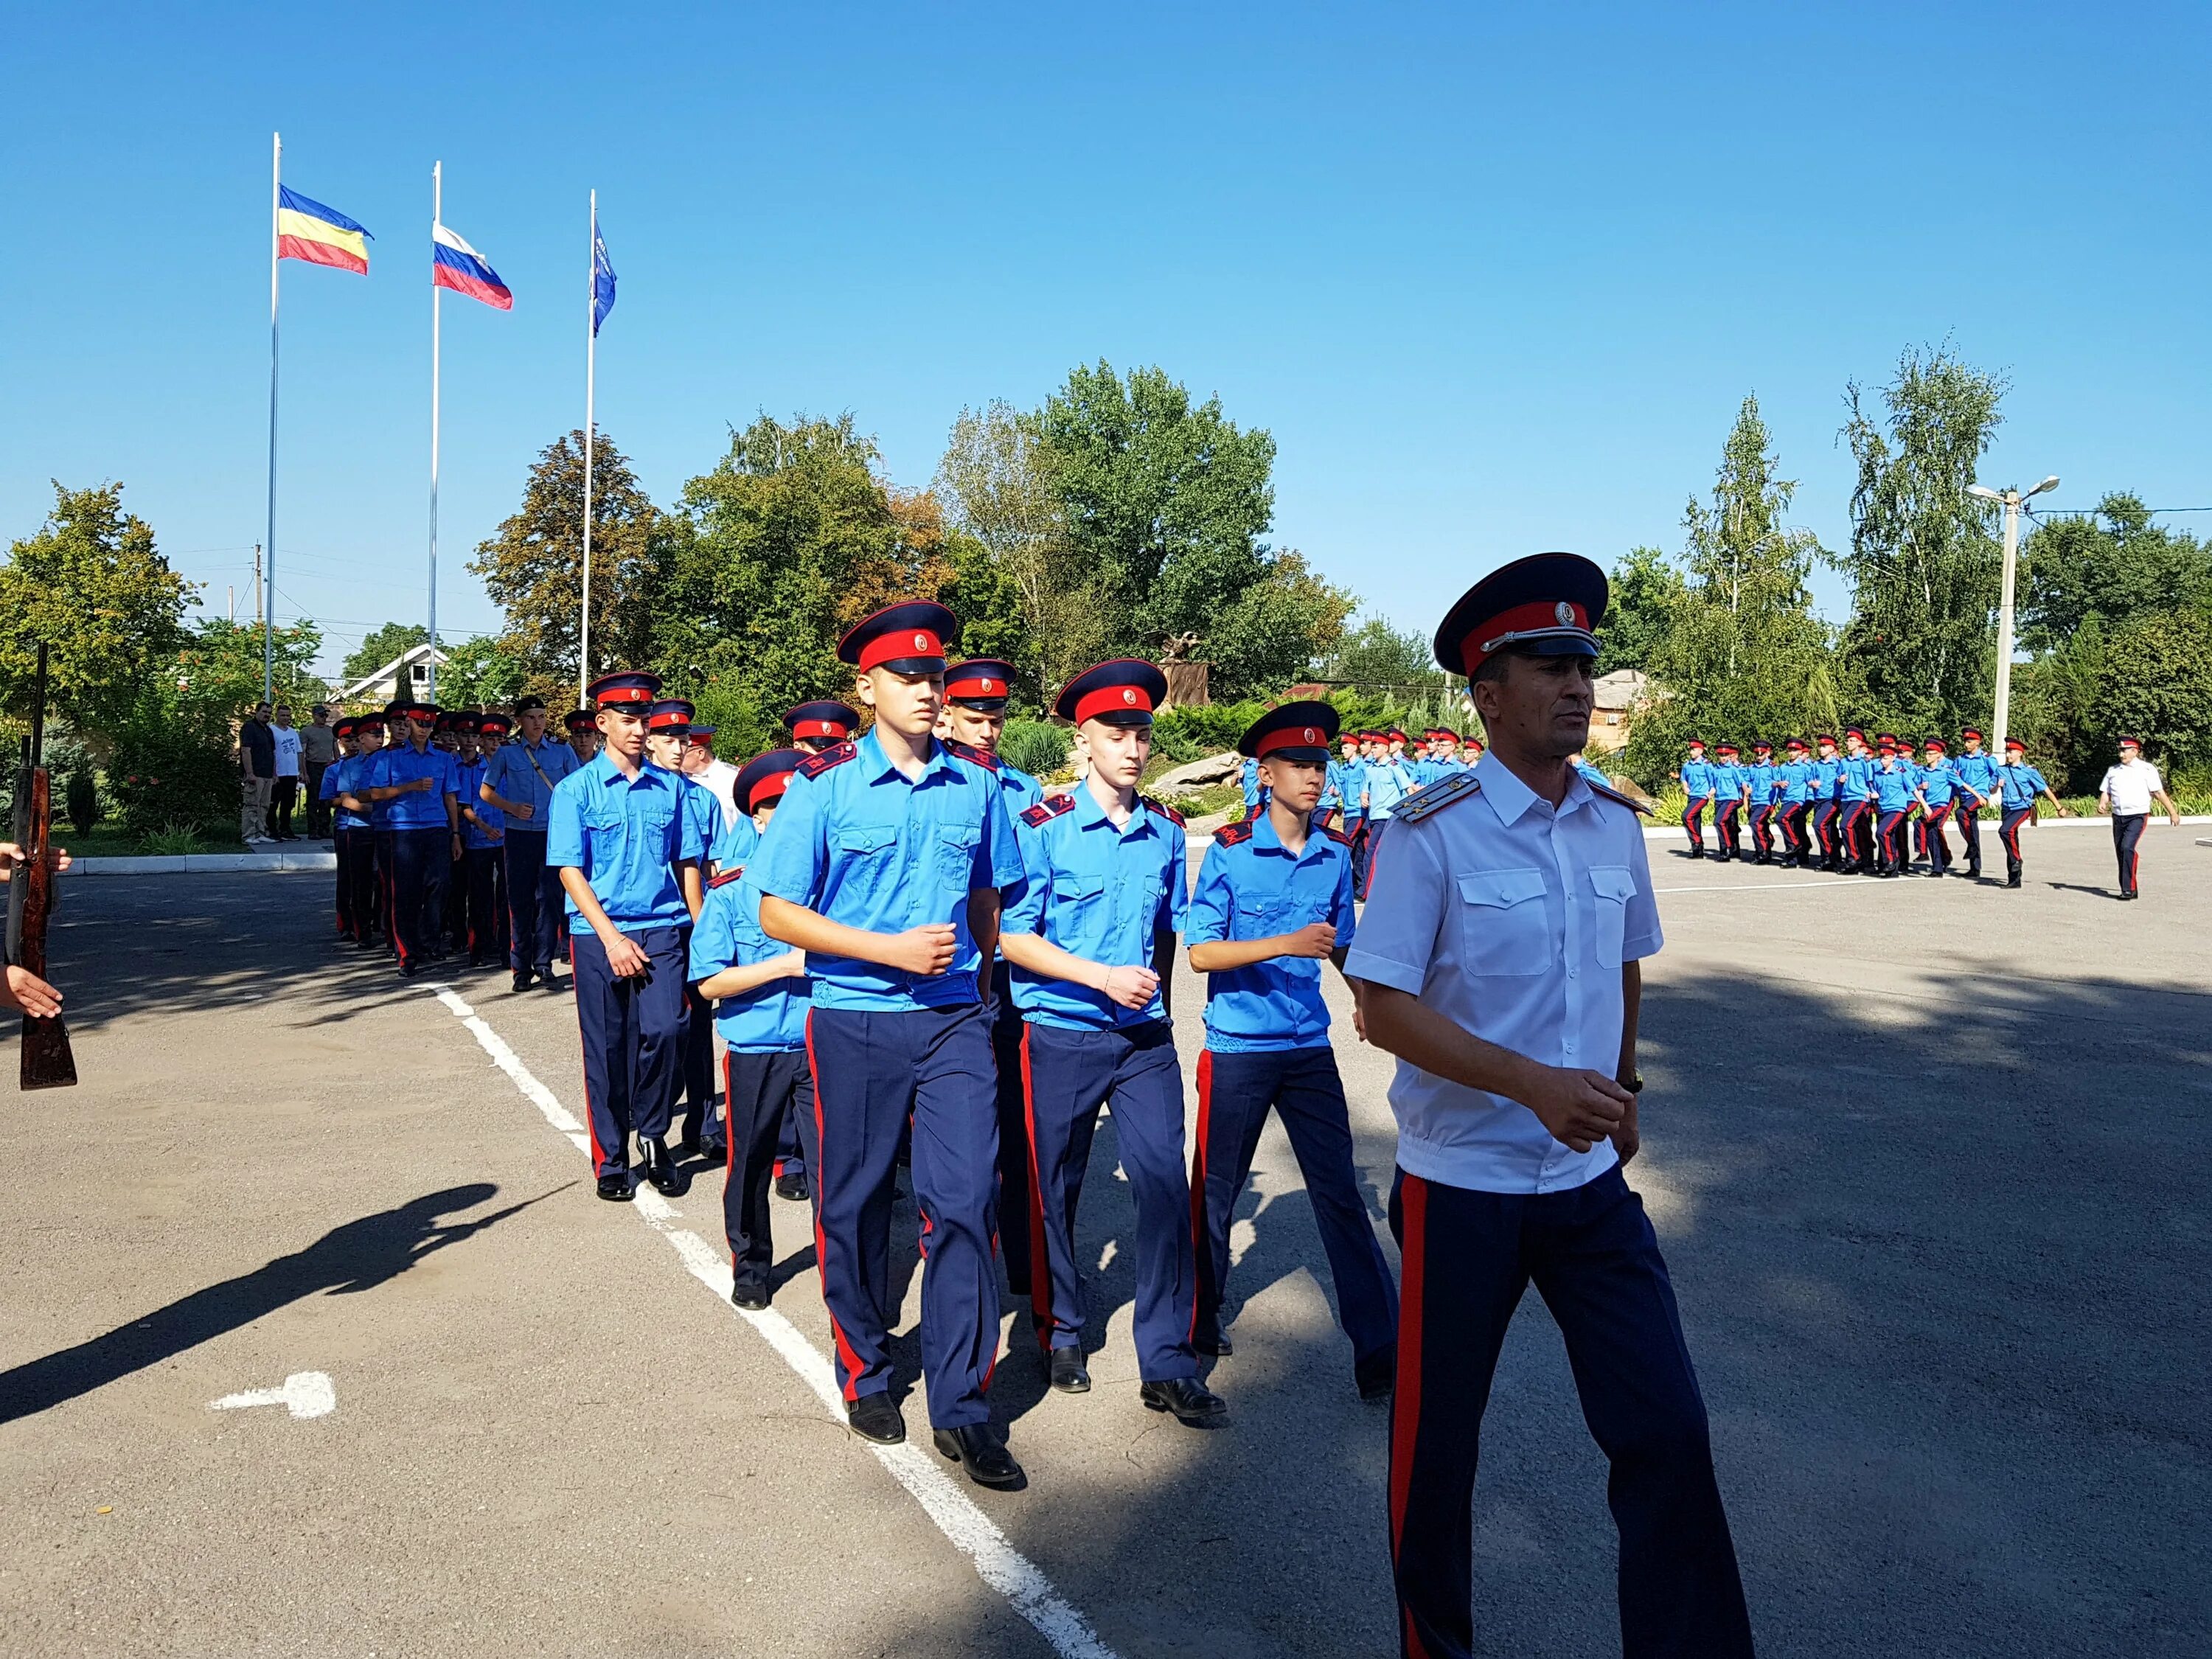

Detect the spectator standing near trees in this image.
[300,705,338,838]
[238,701,275,846]
[2097,737,2182,901]
[268,705,304,841]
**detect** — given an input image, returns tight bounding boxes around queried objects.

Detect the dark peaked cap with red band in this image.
[588,670,662,708]
[945,658,1015,710]
[1433,551,1608,678]
[1055,658,1167,728]
[564,709,596,732]
[838,600,959,676]
[785,701,860,742]
[646,698,695,732]
[735,748,805,815]
[1239,700,1338,762]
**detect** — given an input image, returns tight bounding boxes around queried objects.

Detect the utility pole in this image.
[252,544,264,623]
[1966,475,2059,758]
[228,585,236,623]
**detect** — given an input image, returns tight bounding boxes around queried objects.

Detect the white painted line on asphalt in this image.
[211,1371,336,1419]
[1655,878,1895,894]
[429,983,1119,1659]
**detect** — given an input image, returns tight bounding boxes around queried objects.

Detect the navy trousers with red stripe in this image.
[1952,797,1986,873]
[389,827,451,967]
[1837,800,1874,869]
[1681,796,1711,855]
[2113,812,2146,895]
[990,961,1031,1295]
[721,1046,815,1290]
[1387,1167,1752,1659]
[1019,1018,1200,1382]
[1191,1046,1397,1367]
[806,1003,999,1430]
[571,925,686,1178]
[1810,801,1838,865]
[1921,802,1952,873]
[2001,805,2033,882]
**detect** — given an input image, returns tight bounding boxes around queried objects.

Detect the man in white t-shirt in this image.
[2096,737,2180,900]
[269,705,305,841]
[680,727,740,830]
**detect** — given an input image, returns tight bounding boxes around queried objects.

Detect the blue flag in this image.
[591,212,616,336]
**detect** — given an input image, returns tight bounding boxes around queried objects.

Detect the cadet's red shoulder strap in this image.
[796,741,856,779]
[1021,794,1076,828]
[1142,795,1185,827]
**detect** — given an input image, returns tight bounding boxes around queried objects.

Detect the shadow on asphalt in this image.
[0,1183,562,1425]
[869,964,2212,1659]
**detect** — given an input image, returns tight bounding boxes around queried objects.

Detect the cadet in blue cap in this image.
[747,600,1029,1487]
[1677,740,1714,858]
[1321,730,1365,841]
[456,713,512,966]
[479,694,582,993]
[1346,550,1752,1659]
[357,701,463,977]
[785,699,860,754]
[549,671,708,1201]
[1745,742,1778,863]
[1871,740,1913,875]
[645,698,726,1160]
[1185,700,1399,1399]
[1997,737,2072,887]
[1916,740,1957,877]
[936,657,1046,1292]
[1711,745,1747,860]
[1775,740,1813,867]
[995,658,1222,1425]
[1358,727,1424,898]
[689,748,812,1310]
[1950,728,1998,878]
[1807,735,1842,871]
[322,717,383,947]
[1837,730,1877,874]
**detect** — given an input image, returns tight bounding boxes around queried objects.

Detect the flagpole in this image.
[264,131,280,706]
[580,188,595,710]
[428,160,442,703]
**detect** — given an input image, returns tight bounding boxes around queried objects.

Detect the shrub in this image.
[108,719,238,838]
[1152,702,1267,764]
[65,769,97,834]
[139,821,212,856]
[1001,719,1071,781]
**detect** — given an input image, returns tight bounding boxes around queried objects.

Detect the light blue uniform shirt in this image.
[1919,763,1955,807]
[1364,757,1422,821]
[689,872,809,1051]
[1572,758,1611,790]
[744,731,1024,1012]
[319,752,373,832]
[1186,813,1356,1053]
[457,757,505,849]
[1680,757,1716,798]
[546,751,708,934]
[481,735,580,828]
[1997,763,2051,810]
[677,771,720,872]
[1873,762,1914,812]
[1710,762,1745,803]
[1332,758,1368,821]
[1239,758,1266,813]
[1747,761,1778,803]
[1839,755,1877,803]
[711,811,759,874]
[1808,757,1839,801]
[985,756,1046,818]
[1004,785,1188,1032]
[1953,751,1999,806]
[1778,759,1813,804]
[366,743,462,830]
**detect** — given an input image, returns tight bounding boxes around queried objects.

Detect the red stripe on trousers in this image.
[1189,1050,1214,1333]
[725,1052,739,1261]
[804,1011,866,1400]
[1390,1172,1431,1659]
[570,935,603,1174]
[1020,1025,1055,1352]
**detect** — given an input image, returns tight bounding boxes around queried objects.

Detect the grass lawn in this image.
[52,823,253,858]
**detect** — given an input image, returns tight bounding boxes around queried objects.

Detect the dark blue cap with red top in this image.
[945,658,1015,710]
[588,671,662,708]
[1054,659,1166,728]
[1433,552,1607,678]
[564,709,596,732]
[735,748,805,815]
[646,698,695,732]
[1239,700,1338,762]
[686,724,716,745]
[785,700,860,742]
[477,712,513,737]
[838,600,958,675]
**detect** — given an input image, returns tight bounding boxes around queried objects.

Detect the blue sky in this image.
[5,3,2207,678]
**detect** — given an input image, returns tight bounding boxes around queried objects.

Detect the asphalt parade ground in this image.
[3,824,2207,1658]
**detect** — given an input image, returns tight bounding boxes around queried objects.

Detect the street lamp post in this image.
[1966,474,2059,758]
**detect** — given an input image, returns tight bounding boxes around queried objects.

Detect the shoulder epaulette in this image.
[1142,795,1185,827]
[1585,780,1653,816]
[1021,793,1076,829]
[942,738,1000,772]
[1397,771,1482,824]
[708,866,746,889]
[796,740,856,779]
[1213,819,1256,846]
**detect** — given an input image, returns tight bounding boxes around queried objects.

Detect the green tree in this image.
[1624,395,1837,783]
[341,621,429,683]
[1596,545,1686,675]
[1833,345,2008,735]
[2018,492,2212,653]
[436,634,531,709]
[175,617,326,715]
[1321,615,1446,694]
[0,482,194,735]
[472,428,662,696]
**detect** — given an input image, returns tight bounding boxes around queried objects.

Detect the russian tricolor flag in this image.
[432,223,512,310]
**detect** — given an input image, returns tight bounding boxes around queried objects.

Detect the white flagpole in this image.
[428,160,442,703]
[580,188,595,709]
[263,131,280,706]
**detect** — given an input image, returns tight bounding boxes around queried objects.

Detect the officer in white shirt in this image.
[2096,737,2181,900]
[1346,552,1753,1659]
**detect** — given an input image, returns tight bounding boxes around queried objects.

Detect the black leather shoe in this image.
[1354,1343,1397,1402]
[775,1171,810,1202]
[540,972,569,992]
[641,1137,683,1196]
[933,1424,1024,1489]
[1048,1346,1091,1394]
[596,1172,632,1202]
[1140,1377,1228,1424]
[1193,1331,1233,1357]
[847,1394,906,1444]
[698,1141,727,1165]
[2006,877,2023,888]
[731,1275,770,1312]
[511,969,534,992]
[398,961,420,979]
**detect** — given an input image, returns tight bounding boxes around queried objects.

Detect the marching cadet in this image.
[440,717,474,953]
[785,699,860,755]
[936,657,1044,1288]
[1359,727,1425,899]
[1185,700,1398,1400]
[2097,736,2182,900]
[998,658,1222,1425]
[479,695,582,994]
[746,602,1029,1488]
[1837,729,1877,874]
[1711,743,1747,860]
[1872,738,1913,876]
[548,672,708,1202]
[1346,552,1753,1659]
[319,717,355,942]
[689,748,811,1310]
[358,702,463,977]
[1950,728,1999,879]
[1324,730,1366,840]
[1777,739,1813,866]
[1239,751,1267,816]
[682,725,742,832]
[1995,738,2070,888]
[1916,740,1957,877]
[564,708,601,764]
[1678,740,1716,858]
[457,714,512,967]
[1808,734,1842,871]
[328,716,385,947]
[644,698,725,1161]
[1746,740,1779,863]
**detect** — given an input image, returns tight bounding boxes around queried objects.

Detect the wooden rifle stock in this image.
[9,642,76,1089]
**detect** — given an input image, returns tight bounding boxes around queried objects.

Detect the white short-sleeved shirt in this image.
[271,726,302,778]
[1344,751,1663,1195]
[699,758,741,830]
[2101,759,2163,817]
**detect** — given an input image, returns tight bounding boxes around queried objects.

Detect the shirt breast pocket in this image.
[1455,869,1549,976]
[839,827,896,901]
[1587,865,1636,967]
[1235,893,1276,938]
[1053,869,1105,935]
[936,826,980,890]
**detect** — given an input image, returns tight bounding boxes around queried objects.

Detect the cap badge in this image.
[913,632,928,650]
[1554,601,1576,626]
[1303,727,1318,742]
[1123,688,1138,705]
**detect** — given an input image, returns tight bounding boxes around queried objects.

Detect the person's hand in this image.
[411,776,435,793]
[885,923,959,977]
[781,951,807,980]
[603,931,650,978]
[1349,984,1368,1044]
[1516,1064,1631,1154]
[2171,810,2185,827]
[1610,1093,1641,1167]
[1284,922,1337,959]
[511,804,534,821]
[51,846,70,874]
[1099,964,1161,1010]
[3,964,62,1019]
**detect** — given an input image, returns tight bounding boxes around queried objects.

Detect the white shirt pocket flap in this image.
[1456,869,1547,909]
[1588,866,1638,903]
